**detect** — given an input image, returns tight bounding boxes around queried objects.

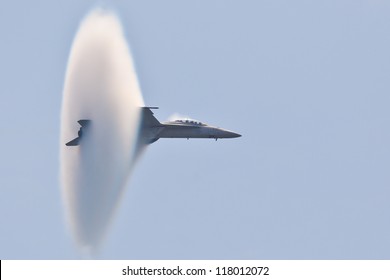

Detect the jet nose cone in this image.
[214,128,242,139]
[230,132,241,138]
[224,130,241,138]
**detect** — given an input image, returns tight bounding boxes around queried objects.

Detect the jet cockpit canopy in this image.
[174,119,205,126]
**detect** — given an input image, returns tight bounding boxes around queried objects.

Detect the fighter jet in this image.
[65,107,241,146]
[139,107,241,144]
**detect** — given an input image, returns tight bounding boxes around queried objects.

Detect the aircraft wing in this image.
[141,107,161,127]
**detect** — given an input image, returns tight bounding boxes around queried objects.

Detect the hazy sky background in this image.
[1,0,390,259]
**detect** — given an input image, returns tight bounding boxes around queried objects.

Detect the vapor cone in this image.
[60,9,144,253]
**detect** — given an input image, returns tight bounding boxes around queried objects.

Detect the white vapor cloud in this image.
[60,9,144,254]
[167,113,203,124]
[167,113,190,121]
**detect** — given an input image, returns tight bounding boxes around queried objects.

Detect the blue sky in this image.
[1,0,390,259]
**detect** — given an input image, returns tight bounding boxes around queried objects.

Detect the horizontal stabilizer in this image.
[78,119,91,127]
[66,137,80,146]
[65,119,91,147]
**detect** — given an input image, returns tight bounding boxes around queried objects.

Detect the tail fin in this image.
[141,107,161,127]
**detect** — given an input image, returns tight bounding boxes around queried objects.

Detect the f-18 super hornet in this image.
[65,107,241,146]
[139,107,241,144]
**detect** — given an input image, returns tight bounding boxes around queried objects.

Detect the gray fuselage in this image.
[159,120,241,139]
